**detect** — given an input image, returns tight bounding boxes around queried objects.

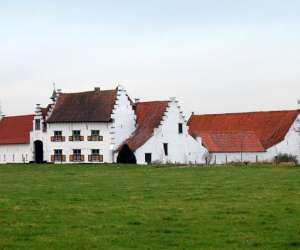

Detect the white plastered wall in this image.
[47,122,113,163]
[110,85,136,151]
[0,144,31,164]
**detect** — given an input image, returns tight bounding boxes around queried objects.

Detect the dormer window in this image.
[35,119,41,130]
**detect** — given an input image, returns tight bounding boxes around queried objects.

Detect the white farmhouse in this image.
[1,84,299,166]
[116,98,206,164]
[188,110,300,164]
[31,86,136,164]
[0,114,34,163]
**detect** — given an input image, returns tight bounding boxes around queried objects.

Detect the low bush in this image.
[274,153,298,165]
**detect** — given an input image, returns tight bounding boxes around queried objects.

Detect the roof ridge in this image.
[61,89,117,95]
[192,109,299,117]
[2,114,34,119]
[137,100,169,104]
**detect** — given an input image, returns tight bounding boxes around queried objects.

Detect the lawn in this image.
[0,164,299,250]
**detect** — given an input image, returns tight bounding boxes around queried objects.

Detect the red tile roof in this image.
[47,89,117,123]
[0,115,34,145]
[200,131,265,152]
[188,110,300,152]
[123,101,169,151]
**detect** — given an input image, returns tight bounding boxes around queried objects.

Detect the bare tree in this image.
[203,152,213,165]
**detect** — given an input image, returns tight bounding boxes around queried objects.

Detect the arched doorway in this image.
[34,140,44,163]
[117,144,137,164]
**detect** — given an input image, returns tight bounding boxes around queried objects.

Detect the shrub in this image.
[274,153,298,165]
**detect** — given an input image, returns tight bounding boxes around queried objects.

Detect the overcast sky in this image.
[0,0,300,116]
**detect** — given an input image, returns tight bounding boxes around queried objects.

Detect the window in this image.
[89,149,103,162]
[72,130,81,137]
[163,143,168,156]
[145,153,152,164]
[42,122,47,132]
[72,149,82,161]
[54,131,62,136]
[88,130,102,141]
[53,149,65,162]
[91,130,100,136]
[73,149,81,156]
[178,123,183,134]
[52,131,64,142]
[54,149,62,156]
[92,149,100,156]
[70,130,82,141]
[35,119,41,130]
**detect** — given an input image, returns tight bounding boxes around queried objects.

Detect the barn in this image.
[188,110,300,164]
[0,115,34,163]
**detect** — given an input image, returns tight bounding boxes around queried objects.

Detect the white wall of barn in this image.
[0,144,31,164]
[207,152,267,165]
[134,99,206,164]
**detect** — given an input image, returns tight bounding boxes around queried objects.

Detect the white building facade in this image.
[30,86,136,164]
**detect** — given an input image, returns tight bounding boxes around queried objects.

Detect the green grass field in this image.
[0,164,300,250]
